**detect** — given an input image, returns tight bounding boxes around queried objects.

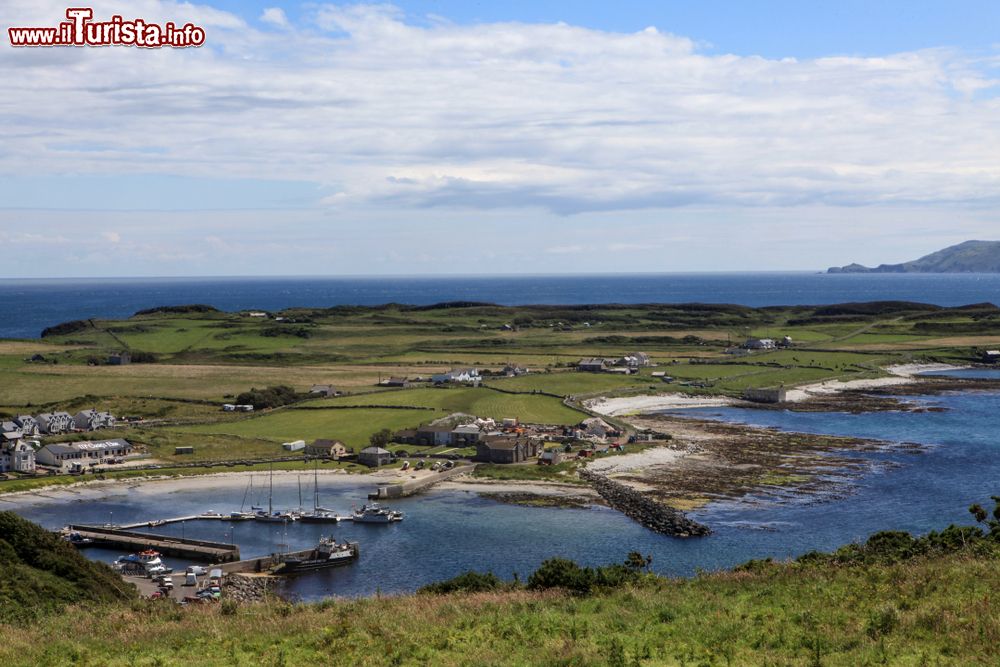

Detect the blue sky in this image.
[2,1,999,277]
[216,0,1000,58]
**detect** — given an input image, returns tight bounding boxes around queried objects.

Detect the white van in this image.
[184,572,198,587]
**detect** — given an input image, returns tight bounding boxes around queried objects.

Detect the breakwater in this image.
[580,469,710,538]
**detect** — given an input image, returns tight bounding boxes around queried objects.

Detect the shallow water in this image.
[10,386,1000,600]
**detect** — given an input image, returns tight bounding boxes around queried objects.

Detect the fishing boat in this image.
[273,537,359,574]
[352,502,403,523]
[299,462,344,523]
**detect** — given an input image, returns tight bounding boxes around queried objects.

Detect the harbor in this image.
[62,524,241,562]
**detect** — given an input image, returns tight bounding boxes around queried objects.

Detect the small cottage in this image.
[305,439,349,459]
[358,446,392,467]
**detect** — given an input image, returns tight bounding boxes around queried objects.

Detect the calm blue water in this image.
[8,386,1000,600]
[3,272,1000,339]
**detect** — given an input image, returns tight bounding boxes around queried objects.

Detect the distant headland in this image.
[828,240,1000,274]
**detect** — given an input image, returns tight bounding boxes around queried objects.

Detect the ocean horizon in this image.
[2,272,999,339]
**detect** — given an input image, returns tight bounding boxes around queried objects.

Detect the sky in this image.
[2,1,999,277]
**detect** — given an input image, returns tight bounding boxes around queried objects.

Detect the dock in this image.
[64,524,241,562]
[118,513,228,529]
[370,463,476,499]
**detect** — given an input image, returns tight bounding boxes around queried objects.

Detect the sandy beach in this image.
[0,466,598,508]
[586,394,737,416]
[782,363,966,402]
[585,363,968,416]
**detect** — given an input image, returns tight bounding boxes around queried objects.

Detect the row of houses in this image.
[1,409,115,438]
[578,352,651,373]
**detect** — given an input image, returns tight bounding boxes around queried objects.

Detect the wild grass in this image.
[0,550,997,665]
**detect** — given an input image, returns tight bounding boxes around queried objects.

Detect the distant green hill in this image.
[0,512,136,622]
[828,240,1000,273]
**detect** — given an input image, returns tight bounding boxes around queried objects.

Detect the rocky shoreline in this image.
[579,468,711,538]
[225,574,277,604]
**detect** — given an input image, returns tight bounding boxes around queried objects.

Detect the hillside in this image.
[0,511,998,665]
[827,240,1000,273]
[0,512,137,622]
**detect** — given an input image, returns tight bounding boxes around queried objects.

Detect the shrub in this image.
[418,571,503,594]
[528,558,595,594]
[235,386,302,410]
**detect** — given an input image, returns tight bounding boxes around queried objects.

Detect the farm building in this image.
[305,439,349,459]
[475,437,540,464]
[358,446,392,467]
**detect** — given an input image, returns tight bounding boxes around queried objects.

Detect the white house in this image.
[620,352,651,368]
[743,338,776,350]
[14,415,39,436]
[0,439,36,473]
[36,411,73,435]
[432,368,481,385]
[73,409,116,431]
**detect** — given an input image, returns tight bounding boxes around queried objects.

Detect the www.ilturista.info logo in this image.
[8,8,206,48]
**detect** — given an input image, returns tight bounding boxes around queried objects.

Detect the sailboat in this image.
[299,462,343,523]
[254,465,297,523]
[224,475,255,520]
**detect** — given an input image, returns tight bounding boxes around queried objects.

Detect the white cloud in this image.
[2,1,998,218]
[102,231,122,243]
[1,1,1000,276]
[260,7,290,29]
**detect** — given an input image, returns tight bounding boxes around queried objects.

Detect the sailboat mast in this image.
[268,465,274,515]
[313,461,320,511]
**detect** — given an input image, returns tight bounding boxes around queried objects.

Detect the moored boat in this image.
[352,502,403,523]
[273,537,359,573]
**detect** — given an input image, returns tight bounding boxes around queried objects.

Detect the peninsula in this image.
[827,239,1000,273]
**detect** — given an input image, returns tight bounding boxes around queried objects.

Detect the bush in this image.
[235,385,302,410]
[134,304,219,316]
[528,558,596,594]
[419,571,503,594]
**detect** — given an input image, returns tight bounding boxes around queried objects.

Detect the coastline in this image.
[0,364,978,519]
[585,363,967,417]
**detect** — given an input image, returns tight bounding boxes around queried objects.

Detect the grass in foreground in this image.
[1,546,998,665]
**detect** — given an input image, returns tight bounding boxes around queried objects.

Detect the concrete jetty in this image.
[370,463,475,499]
[65,524,241,562]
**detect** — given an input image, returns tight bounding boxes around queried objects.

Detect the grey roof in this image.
[360,446,391,455]
[40,443,78,455]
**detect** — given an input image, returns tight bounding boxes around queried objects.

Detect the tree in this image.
[369,428,393,448]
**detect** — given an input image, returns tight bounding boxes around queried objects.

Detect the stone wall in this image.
[580,469,710,538]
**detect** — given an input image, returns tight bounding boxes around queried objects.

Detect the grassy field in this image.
[1,301,994,471]
[1,548,997,666]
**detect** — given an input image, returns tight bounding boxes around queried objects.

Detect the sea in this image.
[2,272,1000,339]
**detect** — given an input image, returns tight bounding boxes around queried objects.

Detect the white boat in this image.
[299,463,344,523]
[352,502,403,523]
[253,465,298,522]
[113,549,172,576]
